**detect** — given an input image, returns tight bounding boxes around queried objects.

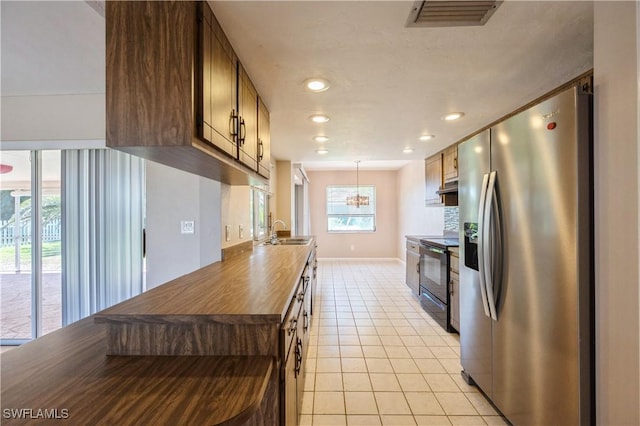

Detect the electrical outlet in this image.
[181,220,195,234]
[225,225,231,242]
[239,225,244,239]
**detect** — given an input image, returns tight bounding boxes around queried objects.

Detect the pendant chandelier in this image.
[346,160,369,208]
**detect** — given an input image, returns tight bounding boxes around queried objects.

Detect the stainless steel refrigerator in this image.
[458,80,593,425]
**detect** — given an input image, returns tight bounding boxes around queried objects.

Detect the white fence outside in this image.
[0,220,61,247]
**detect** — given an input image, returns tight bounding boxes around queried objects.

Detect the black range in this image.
[418,236,459,332]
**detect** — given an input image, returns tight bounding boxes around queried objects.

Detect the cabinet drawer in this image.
[450,257,459,274]
[449,248,459,274]
[406,240,420,252]
[283,278,304,351]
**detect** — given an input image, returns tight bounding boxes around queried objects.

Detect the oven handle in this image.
[421,290,446,311]
[477,173,491,318]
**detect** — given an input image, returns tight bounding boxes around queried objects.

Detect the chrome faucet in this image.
[271,220,287,244]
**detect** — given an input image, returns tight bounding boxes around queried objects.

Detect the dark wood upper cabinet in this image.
[107,1,194,149]
[257,98,271,179]
[198,2,238,159]
[237,64,258,171]
[425,153,443,205]
[106,1,268,186]
[443,144,459,182]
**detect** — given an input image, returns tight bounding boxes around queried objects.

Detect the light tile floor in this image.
[301,260,507,426]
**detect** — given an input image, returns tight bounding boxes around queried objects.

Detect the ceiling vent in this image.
[406,1,502,27]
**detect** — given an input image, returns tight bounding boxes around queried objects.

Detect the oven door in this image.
[419,244,448,303]
[419,286,448,330]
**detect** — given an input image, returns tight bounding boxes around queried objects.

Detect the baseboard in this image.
[318,257,403,263]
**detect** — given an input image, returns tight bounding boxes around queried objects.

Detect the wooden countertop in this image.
[95,240,315,326]
[2,241,315,422]
[0,317,274,425]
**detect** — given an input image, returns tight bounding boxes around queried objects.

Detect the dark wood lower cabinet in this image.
[449,247,460,332]
[280,263,313,425]
[283,333,299,426]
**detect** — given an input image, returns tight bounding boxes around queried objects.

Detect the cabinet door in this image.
[284,341,298,426]
[295,320,305,419]
[257,98,271,179]
[450,271,460,332]
[449,250,460,332]
[443,145,459,182]
[198,4,238,158]
[405,243,420,295]
[425,154,443,205]
[237,65,258,170]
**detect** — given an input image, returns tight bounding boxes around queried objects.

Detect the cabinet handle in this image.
[239,117,246,145]
[288,319,297,335]
[303,311,309,332]
[294,338,303,377]
[416,262,420,274]
[229,109,238,139]
[297,291,304,302]
[454,157,458,170]
[258,140,264,161]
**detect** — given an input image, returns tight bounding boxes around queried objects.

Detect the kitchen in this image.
[0,1,638,426]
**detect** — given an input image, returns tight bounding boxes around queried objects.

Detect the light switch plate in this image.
[225,225,231,242]
[181,220,195,234]
[239,225,244,239]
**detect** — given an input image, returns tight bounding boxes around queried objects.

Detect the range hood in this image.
[437,180,458,206]
[437,180,458,195]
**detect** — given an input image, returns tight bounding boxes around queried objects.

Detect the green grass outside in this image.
[0,241,61,272]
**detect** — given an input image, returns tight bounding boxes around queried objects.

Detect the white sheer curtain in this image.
[61,149,145,325]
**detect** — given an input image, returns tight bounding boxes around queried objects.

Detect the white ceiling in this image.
[1,1,593,171]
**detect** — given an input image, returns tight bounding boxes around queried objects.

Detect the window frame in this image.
[326,184,376,233]
[252,187,269,241]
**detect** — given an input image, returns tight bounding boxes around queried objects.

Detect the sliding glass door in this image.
[0,150,62,343]
[1,148,144,345]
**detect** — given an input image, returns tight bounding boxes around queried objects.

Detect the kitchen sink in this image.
[280,238,311,245]
[261,238,311,246]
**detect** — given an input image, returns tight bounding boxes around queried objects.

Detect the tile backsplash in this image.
[444,206,459,233]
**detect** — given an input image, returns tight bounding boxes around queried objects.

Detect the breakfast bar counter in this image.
[1,239,317,425]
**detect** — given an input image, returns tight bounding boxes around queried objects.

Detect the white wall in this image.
[275,160,292,227]
[1,94,105,144]
[145,161,221,289]
[594,2,640,424]
[307,169,398,258]
[396,159,445,258]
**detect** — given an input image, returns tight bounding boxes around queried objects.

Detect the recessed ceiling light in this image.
[442,112,465,121]
[419,135,435,141]
[403,148,414,154]
[313,136,329,143]
[305,78,330,92]
[316,148,329,155]
[309,114,330,123]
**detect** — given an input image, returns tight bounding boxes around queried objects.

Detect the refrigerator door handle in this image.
[477,172,491,318]
[484,170,498,320]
